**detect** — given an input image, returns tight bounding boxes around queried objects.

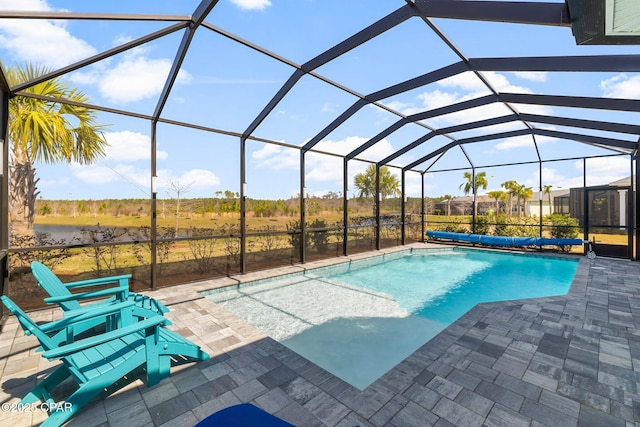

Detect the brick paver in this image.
[1,244,639,426]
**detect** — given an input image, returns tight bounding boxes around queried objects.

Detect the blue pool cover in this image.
[426,230,583,247]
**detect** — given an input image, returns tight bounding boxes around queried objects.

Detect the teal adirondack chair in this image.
[2,295,210,427]
[31,261,170,344]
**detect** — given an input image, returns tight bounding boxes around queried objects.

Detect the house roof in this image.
[567,0,640,45]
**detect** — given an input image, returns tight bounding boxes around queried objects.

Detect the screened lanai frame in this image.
[0,0,639,301]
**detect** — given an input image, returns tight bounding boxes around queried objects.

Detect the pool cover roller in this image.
[426,231,584,248]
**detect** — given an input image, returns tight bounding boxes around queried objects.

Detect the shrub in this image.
[307,218,329,253]
[288,219,331,254]
[474,216,490,235]
[510,216,538,237]
[220,224,241,267]
[256,225,285,259]
[9,232,73,277]
[130,226,176,275]
[433,220,467,233]
[185,227,217,273]
[548,214,580,238]
[492,214,511,236]
[548,214,580,252]
[287,220,302,256]
[80,224,130,275]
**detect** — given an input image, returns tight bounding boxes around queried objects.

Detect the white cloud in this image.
[438,72,492,93]
[252,143,282,159]
[404,172,426,196]
[103,131,168,162]
[70,164,119,184]
[583,156,628,173]
[600,74,640,99]
[525,167,583,191]
[0,0,52,10]
[230,0,272,11]
[424,102,516,129]
[250,137,396,192]
[96,52,192,104]
[309,137,396,194]
[525,158,631,191]
[385,72,543,129]
[494,135,535,150]
[158,169,221,191]
[251,144,298,170]
[582,156,631,186]
[0,0,96,68]
[384,100,423,116]
[437,71,531,94]
[71,48,192,104]
[321,102,339,113]
[513,72,548,82]
[70,163,148,189]
[314,135,395,159]
[494,134,556,151]
[39,175,70,188]
[0,2,190,104]
[416,90,460,111]
[304,155,340,183]
[70,163,220,196]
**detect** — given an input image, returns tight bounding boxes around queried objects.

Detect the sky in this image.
[0,0,639,201]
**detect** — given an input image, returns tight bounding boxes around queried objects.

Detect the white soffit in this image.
[606,0,640,36]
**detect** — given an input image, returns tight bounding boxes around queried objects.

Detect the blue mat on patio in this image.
[195,403,295,427]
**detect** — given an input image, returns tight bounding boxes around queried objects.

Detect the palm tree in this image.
[501,180,519,217]
[442,194,452,216]
[353,164,400,217]
[543,184,553,214]
[459,171,488,216]
[487,190,506,214]
[516,184,533,216]
[6,63,108,236]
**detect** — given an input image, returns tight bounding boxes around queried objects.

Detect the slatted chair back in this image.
[1,295,56,351]
[31,261,82,312]
[2,295,208,427]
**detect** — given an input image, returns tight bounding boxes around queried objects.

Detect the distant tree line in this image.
[34,191,435,219]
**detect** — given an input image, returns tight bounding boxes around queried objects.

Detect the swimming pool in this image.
[202,248,579,390]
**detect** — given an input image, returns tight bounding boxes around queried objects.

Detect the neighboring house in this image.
[433,177,632,220]
[567,176,631,227]
[434,189,569,217]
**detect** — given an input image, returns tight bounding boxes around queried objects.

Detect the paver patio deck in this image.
[1,243,639,426]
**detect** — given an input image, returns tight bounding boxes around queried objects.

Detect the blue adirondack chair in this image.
[2,295,210,427]
[31,261,170,344]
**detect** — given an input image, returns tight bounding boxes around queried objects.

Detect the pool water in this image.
[203,248,579,390]
[329,250,578,324]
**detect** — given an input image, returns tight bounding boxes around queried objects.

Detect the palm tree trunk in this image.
[9,146,39,236]
[518,196,523,216]
[473,191,478,217]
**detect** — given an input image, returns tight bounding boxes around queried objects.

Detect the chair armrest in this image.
[64,274,132,289]
[39,300,136,334]
[43,315,169,359]
[44,284,129,304]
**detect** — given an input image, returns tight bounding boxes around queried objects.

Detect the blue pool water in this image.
[203,248,579,390]
[328,249,578,324]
